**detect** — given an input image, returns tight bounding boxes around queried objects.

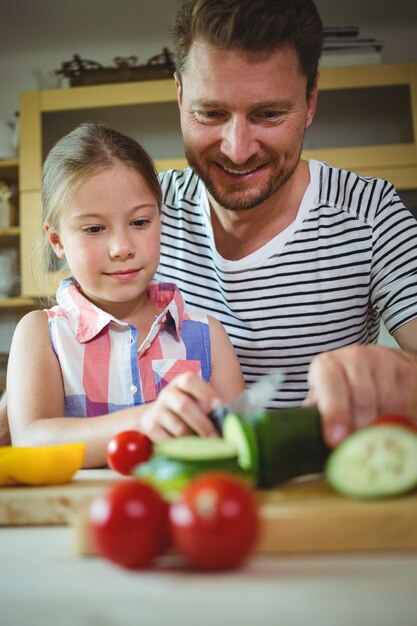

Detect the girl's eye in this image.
[131,218,151,228]
[83,225,103,234]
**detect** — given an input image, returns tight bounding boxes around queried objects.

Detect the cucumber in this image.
[326,424,417,499]
[222,412,259,473]
[134,436,254,499]
[135,408,330,497]
[134,453,251,500]
[223,407,330,488]
[155,436,237,462]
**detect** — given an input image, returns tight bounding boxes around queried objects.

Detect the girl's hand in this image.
[139,372,221,441]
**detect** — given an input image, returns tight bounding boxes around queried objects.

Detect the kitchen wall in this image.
[0,0,415,354]
[0,0,417,123]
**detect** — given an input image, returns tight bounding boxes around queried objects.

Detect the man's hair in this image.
[171,0,323,98]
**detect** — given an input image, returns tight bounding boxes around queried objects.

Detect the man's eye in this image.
[194,110,225,123]
[256,111,283,122]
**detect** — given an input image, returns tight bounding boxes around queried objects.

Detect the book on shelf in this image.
[320,49,382,68]
[323,25,360,39]
[324,38,384,52]
[322,24,384,67]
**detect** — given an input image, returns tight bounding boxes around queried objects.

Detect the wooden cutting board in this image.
[0,469,123,526]
[1,469,417,554]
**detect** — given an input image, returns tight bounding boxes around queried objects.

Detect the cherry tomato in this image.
[373,414,417,433]
[89,480,170,569]
[107,430,153,475]
[169,472,259,570]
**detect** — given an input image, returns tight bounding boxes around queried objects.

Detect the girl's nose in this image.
[220,116,259,165]
[109,231,135,259]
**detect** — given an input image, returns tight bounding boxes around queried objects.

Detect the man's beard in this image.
[184,147,301,212]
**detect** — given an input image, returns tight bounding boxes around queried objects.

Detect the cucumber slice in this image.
[155,436,237,462]
[134,451,254,500]
[223,412,259,473]
[326,425,417,499]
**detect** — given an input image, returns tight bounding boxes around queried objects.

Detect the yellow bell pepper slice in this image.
[0,442,86,486]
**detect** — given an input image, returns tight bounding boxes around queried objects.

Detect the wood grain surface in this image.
[1,469,417,554]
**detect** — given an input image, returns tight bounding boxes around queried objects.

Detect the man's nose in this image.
[220,116,258,165]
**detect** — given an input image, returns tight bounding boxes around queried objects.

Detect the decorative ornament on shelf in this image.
[0,180,11,203]
[56,48,176,87]
[0,180,12,229]
[0,178,18,229]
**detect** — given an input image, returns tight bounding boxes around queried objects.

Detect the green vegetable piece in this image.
[155,436,237,462]
[248,407,329,488]
[223,412,259,473]
[134,438,254,500]
[326,424,417,499]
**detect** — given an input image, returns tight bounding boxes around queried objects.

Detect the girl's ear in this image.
[45,225,66,259]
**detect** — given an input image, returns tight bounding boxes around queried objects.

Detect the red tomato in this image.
[107,430,153,475]
[89,480,170,569]
[169,472,259,570]
[373,414,417,433]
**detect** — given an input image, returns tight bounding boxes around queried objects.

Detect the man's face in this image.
[176,39,318,213]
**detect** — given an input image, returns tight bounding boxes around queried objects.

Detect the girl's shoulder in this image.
[14,309,49,336]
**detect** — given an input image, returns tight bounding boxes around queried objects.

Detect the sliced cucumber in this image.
[136,407,330,496]
[223,412,259,473]
[326,425,417,499]
[155,436,237,462]
[134,450,253,500]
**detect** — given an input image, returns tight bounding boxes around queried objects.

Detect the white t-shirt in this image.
[157,160,417,407]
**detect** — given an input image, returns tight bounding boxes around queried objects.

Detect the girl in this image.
[7,123,244,466]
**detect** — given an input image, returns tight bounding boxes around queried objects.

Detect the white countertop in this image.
[1,525,416,626]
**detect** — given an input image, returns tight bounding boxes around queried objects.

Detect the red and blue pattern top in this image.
[46,278,211,417]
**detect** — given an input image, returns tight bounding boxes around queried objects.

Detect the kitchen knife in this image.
[209,369,285,431]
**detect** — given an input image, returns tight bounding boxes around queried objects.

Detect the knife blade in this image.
[209,369,285,431]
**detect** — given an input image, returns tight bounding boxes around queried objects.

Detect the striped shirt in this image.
[46,278,211,417]
[157,159,417,407]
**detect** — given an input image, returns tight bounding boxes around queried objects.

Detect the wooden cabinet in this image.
[0,158,39,307]
[18,61,417,297]
[304,62,417,187]
[0,157,39,392]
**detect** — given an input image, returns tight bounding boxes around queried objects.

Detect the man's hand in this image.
[305,345,417,448]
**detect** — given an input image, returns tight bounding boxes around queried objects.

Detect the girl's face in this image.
[46,163,161,313]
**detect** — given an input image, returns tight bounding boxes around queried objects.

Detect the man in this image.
[156,0,417,445]
[1,0,417,448]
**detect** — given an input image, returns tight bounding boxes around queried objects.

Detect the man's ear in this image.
[306,73,319,129]
[45,225,65,259]
[174,72,183,107]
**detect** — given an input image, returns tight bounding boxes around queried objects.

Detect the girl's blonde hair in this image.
[34,122,162,293]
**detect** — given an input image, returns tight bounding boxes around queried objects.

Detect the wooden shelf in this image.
[0,297,39,310]
[0,226,19,238]
[0,158,18,180]
[18,61,417,297]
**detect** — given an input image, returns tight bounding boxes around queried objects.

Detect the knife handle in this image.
[208,405,229,432]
